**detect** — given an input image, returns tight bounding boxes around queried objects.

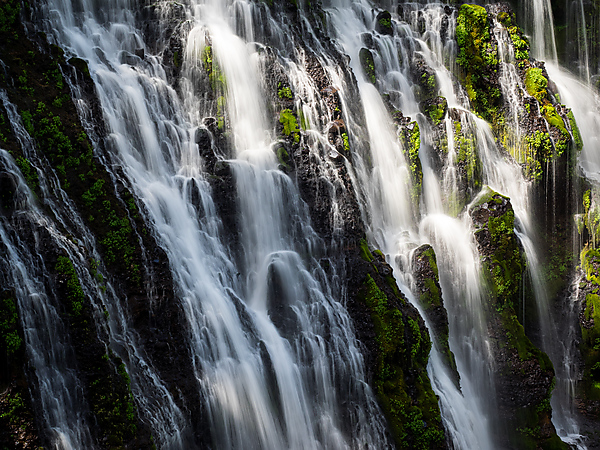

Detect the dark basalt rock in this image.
[412,54,439,102]
[0,171,17,212]
[470,188,566,449]
[345,241,447,449]
[375,11,393,36]
[412,244,458,381]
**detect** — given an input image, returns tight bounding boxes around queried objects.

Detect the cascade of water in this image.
[523,0,559,62]
[325,2,497,448]
[37,0,391,447]
[1,87,189,448]
[0,148,94,450]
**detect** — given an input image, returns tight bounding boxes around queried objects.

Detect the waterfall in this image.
[2,0,599,448]
[29,0,392,448]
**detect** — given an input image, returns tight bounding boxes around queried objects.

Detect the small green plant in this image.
[55,256,86,315]
[279,109,300,144]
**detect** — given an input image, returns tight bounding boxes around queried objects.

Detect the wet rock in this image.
[411,55,438,102]
[359,48,376,84]
[345,240,447,449]
[412,244,458,382]
[470,187,564,449]
[375,10,393,36]
[0,171,17,212]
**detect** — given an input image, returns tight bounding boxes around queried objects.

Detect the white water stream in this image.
[3,0,597,448]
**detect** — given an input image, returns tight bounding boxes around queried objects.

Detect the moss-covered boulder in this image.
[346,241,447,449]
[359,47,377,85]
[470,187,522,309]
[411,245,458,381]
[396,115,423,206]
[375,10,393,36]
[456,4,501,123]
[470,187,566,449]
[412,55,438,102]
[421,96,448,126]
[578,247,600,417]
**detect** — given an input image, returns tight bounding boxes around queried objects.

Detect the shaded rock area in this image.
[470,188,566,449]
[577,247,600,420]
[345,240,447,450]
[411,244,458,381]
[0,5,205,448]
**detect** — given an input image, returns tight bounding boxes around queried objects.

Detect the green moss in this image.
[526,130,553,167]
[359,48,376,84]
[399,121,422,204]
[55,256,86,316]
[276,146,291,171]
[473,190,522,309]
[0,392,25,425]
[202,46,226,92]
[359,275,442,449]
[341,132,350,152]
[0,297,22,355]
[278,84,293,100]
[456,5,501,122]
[89,351,140,447]
[525,68,548,102]
[500,310,552,369]
[359,238,374,262]
[567,110,583,150]
[542,104,567,135]
[14,156,38,191]
[423,97,447,125]
[279,109,300,144]
[0,0,20,33]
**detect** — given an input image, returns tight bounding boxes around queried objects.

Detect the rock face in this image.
[578,248,600,418]
[345,241,447,450]
[0,5,204,448]
[470,188,566,449]
[411,244,458,380]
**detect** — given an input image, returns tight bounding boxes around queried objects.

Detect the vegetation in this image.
[0,297,21,355]
[358,274,444,449]
[279,109,300,144]
[456,5,501,123]
[359,48,377,84]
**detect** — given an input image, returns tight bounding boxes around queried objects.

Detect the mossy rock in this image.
[411,244,458,379]
[471,187,523,309]
[579,247,600,409]
[455,4,501,123]
[375,10,393,36]
[397,120,422,206]
[359,47,376,85]
[349,241,446,449]
[421,96,447,125]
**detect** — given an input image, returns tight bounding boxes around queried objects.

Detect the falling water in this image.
[326,2,497,448]
[34,0,391,448]
[5,0,599,447]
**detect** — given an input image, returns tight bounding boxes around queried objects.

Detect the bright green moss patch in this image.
[423,97,447,125]
[359,48,376,84]
[279,109,300,144]
[542,104,567,135]
[278,83,293,100]
[525,68,548,102]
[568,110,583,150]
[456,4,501,123]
